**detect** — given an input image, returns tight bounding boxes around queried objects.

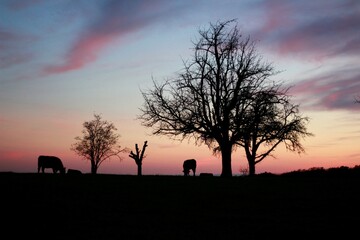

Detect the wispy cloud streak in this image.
[251,0,360,112]
[43,0,183,74]
[254,0,360,59]
[3,0,43,10]
[0,28,35,69]
[290,68,360,111]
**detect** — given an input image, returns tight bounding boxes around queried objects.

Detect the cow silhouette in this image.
[183,159,196,176]
[199,173,213,177]
[38,155,65,174]
[67,169,82,175]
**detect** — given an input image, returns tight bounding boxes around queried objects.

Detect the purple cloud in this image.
[290,68,360,111]
[253,0,360,60]
[249,0,360,113]
[0,29,19,41]
[0,53,33,69]
[0,28,35,69]
[3,0,43,10]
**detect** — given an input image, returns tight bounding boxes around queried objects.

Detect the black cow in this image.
[183,159,196,176]
[67,169,82,175]
[199,173,213,177]
[38,155,66,174]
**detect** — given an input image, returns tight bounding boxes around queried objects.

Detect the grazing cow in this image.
[38,155,65,174]
[183,159,197,176]
[67,169,82,175]
[199,173,213,177]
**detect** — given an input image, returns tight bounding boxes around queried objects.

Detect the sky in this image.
[1,0,359,176]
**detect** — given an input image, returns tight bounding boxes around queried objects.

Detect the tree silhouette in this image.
[129,141,148,176]
[237,87,313,175]
[139,19,282,177]
[71,113,125,174]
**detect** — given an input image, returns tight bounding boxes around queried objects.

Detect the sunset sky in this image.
[1,0,359,175]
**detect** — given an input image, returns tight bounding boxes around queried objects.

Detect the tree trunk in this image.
[137,163,142,176]
[91,160,97,174]
[246,154,256,176]
[220,144,232,177]
[248,161,255,176]
[244,141,256,176]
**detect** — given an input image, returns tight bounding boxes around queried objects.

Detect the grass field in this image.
[1,171,360,239]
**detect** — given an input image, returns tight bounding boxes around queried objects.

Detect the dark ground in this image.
[1,171,360,239]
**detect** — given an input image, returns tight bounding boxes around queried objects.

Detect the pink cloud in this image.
[259,0,293,35]
[43,0,179,75]
[44,34,114,74]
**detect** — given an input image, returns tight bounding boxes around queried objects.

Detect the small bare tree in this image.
[71,114,125,174]
[238,87,313,176]
[129,141,148,176]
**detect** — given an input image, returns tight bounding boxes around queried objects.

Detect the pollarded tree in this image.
[71,113,125,174]
[138,20,278,177]
[129,140,148,176]
[238,86,313,176]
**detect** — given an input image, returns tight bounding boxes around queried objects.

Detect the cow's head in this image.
[183,169,190,176]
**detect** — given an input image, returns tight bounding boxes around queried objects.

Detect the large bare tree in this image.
[71,114,125,174]
[139,20,301,177]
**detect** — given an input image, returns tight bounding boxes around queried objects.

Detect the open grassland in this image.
[1,172,360,239]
